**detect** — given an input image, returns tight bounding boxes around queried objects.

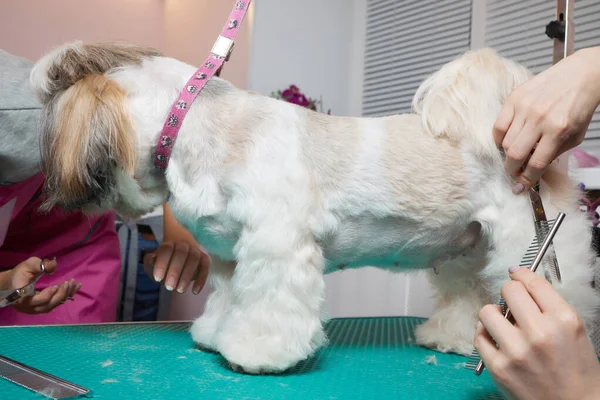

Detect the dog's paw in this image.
[414,319,474,356]
[190,314,222,352]
[216,314,327,374]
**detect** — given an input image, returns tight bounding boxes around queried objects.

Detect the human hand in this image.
[6,257,82,314]
[475,266,600,400]
[143,241,210,295]
[493,46,600,194]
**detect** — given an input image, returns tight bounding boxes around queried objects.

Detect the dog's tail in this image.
[29,41,161,210]
[412,48,532,163]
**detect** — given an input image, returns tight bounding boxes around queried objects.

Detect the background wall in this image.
[0,0,165,61]
[246,0,353,116]
[0,0,252,89]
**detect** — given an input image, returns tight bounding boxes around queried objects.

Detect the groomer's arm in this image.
[143,203,210,295]
[494,46,600,194]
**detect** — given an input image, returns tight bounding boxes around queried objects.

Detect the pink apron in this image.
[0,172,121,325]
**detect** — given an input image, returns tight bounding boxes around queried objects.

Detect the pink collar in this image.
[154,0,252,170]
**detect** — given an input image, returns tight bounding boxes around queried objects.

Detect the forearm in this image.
[162,203,201,247]
[577,46,600,105]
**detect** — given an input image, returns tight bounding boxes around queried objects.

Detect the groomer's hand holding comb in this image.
[493,46,600,195]
[475,266,600,400]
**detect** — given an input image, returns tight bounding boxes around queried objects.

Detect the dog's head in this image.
[412,48,532,157]
[30,41,170,219]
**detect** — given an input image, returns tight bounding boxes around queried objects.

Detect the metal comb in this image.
[465,185,565,375]
[0,353,92,399]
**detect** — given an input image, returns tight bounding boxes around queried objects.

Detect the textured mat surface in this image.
[0,317,503,399]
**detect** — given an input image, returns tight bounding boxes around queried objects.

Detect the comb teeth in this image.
[464,349,482,371]
[464,219,556,374]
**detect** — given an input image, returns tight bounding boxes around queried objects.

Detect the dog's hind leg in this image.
[214,224,327,374]
[190,257,236,352]
[415,253,493,356]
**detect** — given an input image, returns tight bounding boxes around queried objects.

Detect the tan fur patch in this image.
[382,115,468,216]
[302,110,360,194]
[46,74,136,205]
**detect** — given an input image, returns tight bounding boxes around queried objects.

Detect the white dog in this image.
[29,41,600,374]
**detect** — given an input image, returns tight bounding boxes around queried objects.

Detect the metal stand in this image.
[545,0,574,173]
[546,0,575,63]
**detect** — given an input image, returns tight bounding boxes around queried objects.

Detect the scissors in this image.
[0,259,50,308]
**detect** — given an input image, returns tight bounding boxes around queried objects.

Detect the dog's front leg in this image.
[190,258,236,352]
[215,227,327,374]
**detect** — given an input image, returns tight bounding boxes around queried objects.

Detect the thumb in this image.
[12,258,55,288]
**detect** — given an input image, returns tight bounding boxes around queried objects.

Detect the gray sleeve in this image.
[0,49,43,183]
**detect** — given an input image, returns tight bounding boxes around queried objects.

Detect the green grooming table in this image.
[0,317,504,399]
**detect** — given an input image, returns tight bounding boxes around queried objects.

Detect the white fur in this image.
[30,44,600,374]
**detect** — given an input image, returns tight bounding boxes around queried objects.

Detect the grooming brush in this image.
[465,185,565,375]
[0,354,92,399]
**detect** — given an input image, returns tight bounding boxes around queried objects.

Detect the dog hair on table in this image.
[29,41,600,373]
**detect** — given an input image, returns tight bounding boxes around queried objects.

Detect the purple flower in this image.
[281,89,293,99]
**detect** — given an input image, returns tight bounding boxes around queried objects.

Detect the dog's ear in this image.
[40,74,136,210]
[412,48,531,158]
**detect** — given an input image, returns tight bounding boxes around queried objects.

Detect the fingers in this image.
[12,280,82,314]
[508,267,571,314]
[148,241,211,295]
[474,320,502,365]
[493,100,515,148]
[151,242,176,283]
[176,248,203,294]
[163,243,189,291]
[500,278,543,334]
[67,280,82,299]
[478,304,521,350]
[43,259,58,275]
[504,122,541,178]
[500,112,525,155]
[514,135,557,192]
[16,285,58,310]
[191,252,210,295]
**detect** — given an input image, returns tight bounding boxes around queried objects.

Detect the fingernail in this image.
[75,283,82,291]
[512,183,524,195]
[177,282,189,294]
[64,282,70,290]
[154,270,164,283]
[508,265,521,273]
[165,278,175,291]
[193,288,200,295]
[476,321,482,328]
